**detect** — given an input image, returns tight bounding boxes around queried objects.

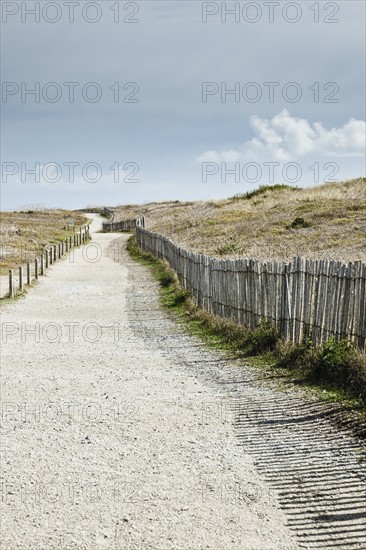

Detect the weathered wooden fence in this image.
[103,215,144,232]
[136,227,366,349]
[102,219,136,232]
[78,207,115,219]
[6,225,91,299]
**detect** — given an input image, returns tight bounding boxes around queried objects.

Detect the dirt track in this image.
[1,215,365,549]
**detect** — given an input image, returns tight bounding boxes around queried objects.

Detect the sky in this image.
[1,0,365,210]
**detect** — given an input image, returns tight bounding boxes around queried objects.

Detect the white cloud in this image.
[197,110,366,163]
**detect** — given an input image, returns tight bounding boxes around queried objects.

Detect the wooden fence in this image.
[6,225,91,299]
[136,227,366,350]
[102,215,144,232]
[102,219,136,232]
[78,207,115,221]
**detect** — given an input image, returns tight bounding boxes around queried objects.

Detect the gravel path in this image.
[1,215,365,550]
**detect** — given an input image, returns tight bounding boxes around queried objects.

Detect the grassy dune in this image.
[0,209,87,274]
[123,178,366,411]
[116,178,366,263]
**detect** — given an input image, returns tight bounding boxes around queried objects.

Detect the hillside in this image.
[114,178,366,263]
[0,209,87,273]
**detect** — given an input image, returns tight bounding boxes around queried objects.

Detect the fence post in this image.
[34,258,38,279]
[19,266,23,291]
[9,270,14,297]
[40,254,44,275]
[45,249,49,269]
[54,245,57,261]
[27,263,31,284]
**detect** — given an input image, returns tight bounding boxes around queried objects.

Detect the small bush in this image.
[160,273,175,287]
[290,217,311,229]
[313,338,354,384]
[244,320,279,355]
[274,339,313,371]
[171,289,189,306]
[274,337,366,404]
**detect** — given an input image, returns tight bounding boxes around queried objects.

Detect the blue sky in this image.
[1,0,365,209]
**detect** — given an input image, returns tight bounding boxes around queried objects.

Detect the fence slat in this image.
[9,270,14,298]
[19,266,23,291]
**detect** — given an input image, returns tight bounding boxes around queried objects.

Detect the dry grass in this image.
[115,178,366,263]
[0,209,87,273]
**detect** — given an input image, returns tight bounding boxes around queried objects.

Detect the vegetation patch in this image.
[0,209,88,273]
[214,240,246,256]
[229,184,297,201]
[288,217,312,229]
[274,338,366,404]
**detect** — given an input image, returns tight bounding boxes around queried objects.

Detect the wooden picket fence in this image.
[102,219,137,232]
[78,207,115,220]
[102,215,145,232]
[6,225,91,299]
[136,226,366,349]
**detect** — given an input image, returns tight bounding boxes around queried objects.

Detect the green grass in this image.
[229,184,298,201]
[127,235,366,425]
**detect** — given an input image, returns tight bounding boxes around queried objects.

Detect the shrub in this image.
[244,320,279,354]
[171,289,189,306]
[160,273,175,287]
[274,337,366,404]
[290,217,311,229]
[274,339,314,371]
[313,337,354,385]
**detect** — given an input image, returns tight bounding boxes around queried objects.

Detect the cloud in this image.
[197,110,366,163]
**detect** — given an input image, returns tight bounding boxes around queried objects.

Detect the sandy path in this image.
[0,215,298,550]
